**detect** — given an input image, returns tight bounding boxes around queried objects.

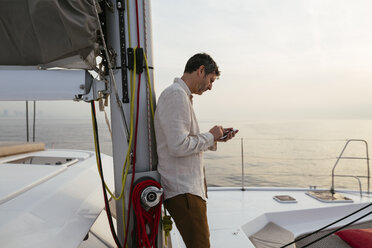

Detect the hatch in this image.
[7,156,78,167]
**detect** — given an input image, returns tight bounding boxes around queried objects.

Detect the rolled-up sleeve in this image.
[157,90,215,157]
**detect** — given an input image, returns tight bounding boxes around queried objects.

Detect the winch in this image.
[141,185,163,208]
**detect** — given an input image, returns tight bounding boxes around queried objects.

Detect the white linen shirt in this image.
[155,78,216,201]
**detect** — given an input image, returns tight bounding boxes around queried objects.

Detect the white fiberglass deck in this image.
[170,187,372,248]
[0,149,114,248]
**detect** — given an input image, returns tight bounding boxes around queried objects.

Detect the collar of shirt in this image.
[174,78,193,103]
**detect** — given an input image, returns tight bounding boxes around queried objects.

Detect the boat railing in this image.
[331,139,370,196]
[238,138,370,195]
[240,138,245,190]
[333,175,363,197]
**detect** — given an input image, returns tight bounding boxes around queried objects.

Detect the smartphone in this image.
[220,128,239,140]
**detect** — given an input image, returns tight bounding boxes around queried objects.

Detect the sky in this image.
[151,0,372,120]
[1,0,372,121]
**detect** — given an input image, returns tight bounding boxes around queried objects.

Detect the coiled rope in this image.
[132,180,163,248]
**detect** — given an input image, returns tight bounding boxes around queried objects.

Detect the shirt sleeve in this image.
[157,90,215,157]
[208,141,217,151]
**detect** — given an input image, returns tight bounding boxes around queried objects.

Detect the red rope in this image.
[122,72,141,247]
[92,102,122,248]
[135,0,141,47]
[132,180,162,248]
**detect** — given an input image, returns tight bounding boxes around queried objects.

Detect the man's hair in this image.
[184,53,220,77]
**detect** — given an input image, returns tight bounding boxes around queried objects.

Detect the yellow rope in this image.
[122,2,133,245]
[120,48,137,244]
[97,50,154,203]
[91,56,137,248]
[143,51,155,118]
[126,0,132,47]
[91,2,141,246]
[92,51,158,248]
[91,106,101,175]
[162,215,173,245]
[91,102,129,200]
[93,0,157,241]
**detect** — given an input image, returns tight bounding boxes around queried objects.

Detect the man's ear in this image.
[197,65,205,77]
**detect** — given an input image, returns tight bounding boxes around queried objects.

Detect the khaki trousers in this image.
[164,194,210,248]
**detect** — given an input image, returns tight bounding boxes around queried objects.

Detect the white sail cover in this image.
[0,0,99,69]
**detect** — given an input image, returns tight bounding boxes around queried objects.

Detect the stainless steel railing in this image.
[241,138,245,190]
[329,139,369,196]
[239,138,370,194]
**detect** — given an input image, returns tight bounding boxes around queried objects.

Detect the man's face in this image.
[196,67,217,95]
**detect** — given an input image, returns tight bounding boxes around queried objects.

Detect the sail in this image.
[0,0,99,69]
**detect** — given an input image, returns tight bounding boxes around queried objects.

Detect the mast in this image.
[104,0,160,246]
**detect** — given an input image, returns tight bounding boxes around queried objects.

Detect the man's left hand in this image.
[218,128,238,142]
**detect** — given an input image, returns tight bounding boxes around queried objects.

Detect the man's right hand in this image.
[209,125,224,141]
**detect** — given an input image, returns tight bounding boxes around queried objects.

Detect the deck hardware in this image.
[141,186,163,208]
[273,195,297,203]
[116,1,123,9]
[77,72,108,102]
[135,48,144,74]
[116,0,129,103]
[306,190,353,203]
[127,48,134,70]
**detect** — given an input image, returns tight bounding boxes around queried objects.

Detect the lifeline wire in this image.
[301,209,372,248]
[280,202,372,248]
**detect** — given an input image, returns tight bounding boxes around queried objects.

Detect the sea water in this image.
[1,117,372,191]
[199,119,372,190]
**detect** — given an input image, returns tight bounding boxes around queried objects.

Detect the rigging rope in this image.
[301,209,372,247]
[123,0,143,246]
[92,1,159,247]
[91,101,122,248]
[103,107,113,139]
[162,214,173,246]
[92,2,137,246]
[92,0,130,142]
[122,48,138,248]
[280,202,372,248]
[92,0,133,202]
[143,0,154,171]
[132,180,163,248]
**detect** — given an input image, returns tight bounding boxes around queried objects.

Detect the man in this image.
[154,53,236,247]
